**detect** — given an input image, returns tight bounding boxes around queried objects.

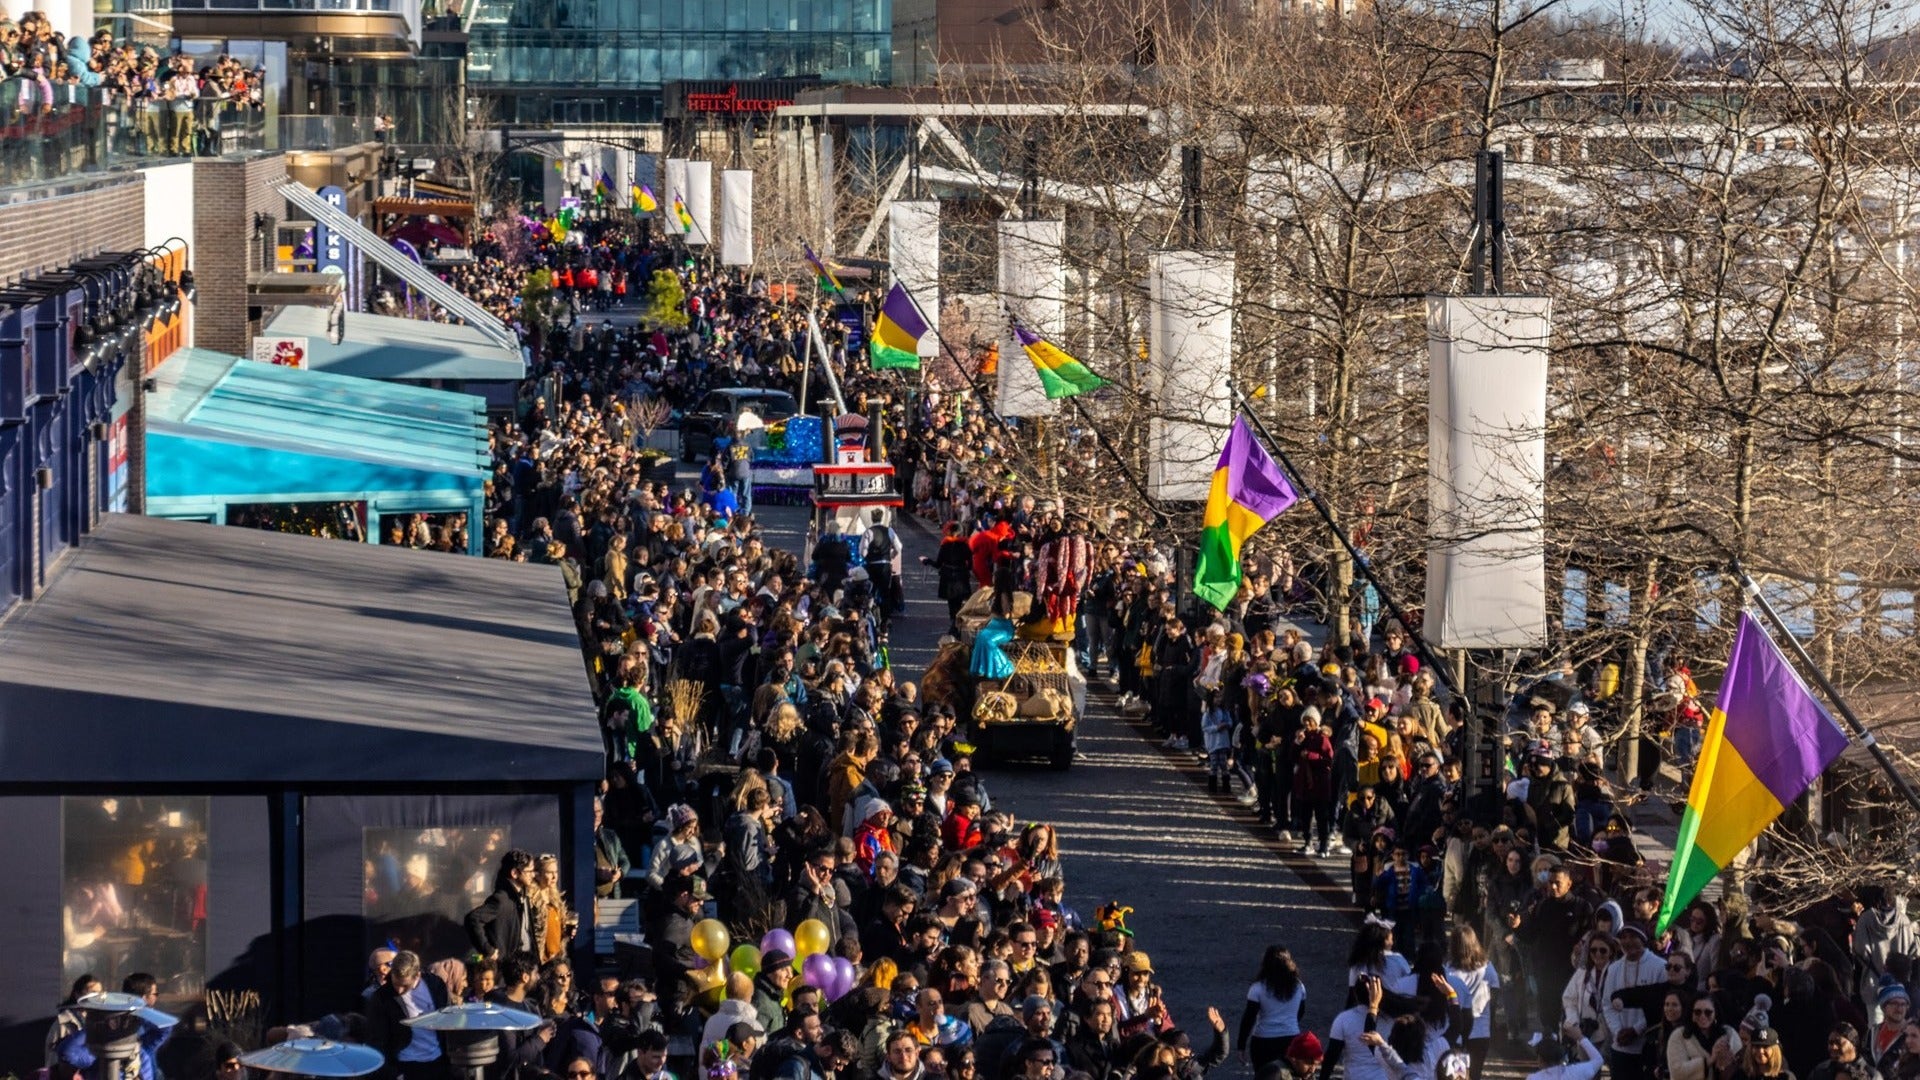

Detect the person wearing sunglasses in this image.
[1014,1038,1061,1080]
[1668,1001,1741,1080]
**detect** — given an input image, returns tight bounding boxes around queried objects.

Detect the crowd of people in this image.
[1,14,265,159]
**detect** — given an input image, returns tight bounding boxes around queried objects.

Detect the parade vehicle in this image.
[680,387,798,461]
[923,589,1084,771]
[804,413,902,565]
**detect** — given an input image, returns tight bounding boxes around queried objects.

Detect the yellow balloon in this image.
[794,918,831,959]
[693,918,732,961]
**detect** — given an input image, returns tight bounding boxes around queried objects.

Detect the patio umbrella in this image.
[241,1039,384,1078]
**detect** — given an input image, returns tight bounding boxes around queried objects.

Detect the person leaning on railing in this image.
[162,56,195,155]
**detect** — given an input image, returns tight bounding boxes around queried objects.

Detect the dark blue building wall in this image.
[0,257,143,618]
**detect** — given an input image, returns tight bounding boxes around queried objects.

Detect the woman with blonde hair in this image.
[862,956,901,992]
[530,853,576,963]
[763,702,806,767]
[600,533,630,601]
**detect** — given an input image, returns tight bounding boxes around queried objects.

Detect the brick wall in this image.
[0,177,146,286]
[192,155,289,357]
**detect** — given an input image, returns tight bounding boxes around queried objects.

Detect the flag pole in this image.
[1733,563,1920,815]
[1227,386,1460,699]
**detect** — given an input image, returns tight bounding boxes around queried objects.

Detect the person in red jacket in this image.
[1292,707,1335,857]
[943,790,983,851]
[969,518,1010,589]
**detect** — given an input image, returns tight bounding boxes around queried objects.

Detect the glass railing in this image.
[131,0,397,10]
[277,114,380,149]
[0,77,280,191]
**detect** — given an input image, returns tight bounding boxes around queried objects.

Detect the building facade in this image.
[466,0,890,126]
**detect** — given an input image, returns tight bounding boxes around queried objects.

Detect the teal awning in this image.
[146,348,489,510]
[263,307,527,383]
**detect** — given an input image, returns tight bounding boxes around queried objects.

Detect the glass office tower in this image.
[466,0,891,126]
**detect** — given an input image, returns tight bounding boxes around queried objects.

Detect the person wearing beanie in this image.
[1873,980,1911,1072]
[1808,1024,1877,1080]
[1604,923,1671,1080]
[1285,1032,1325,1076]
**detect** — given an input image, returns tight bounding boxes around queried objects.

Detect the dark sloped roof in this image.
[0,515,602,785]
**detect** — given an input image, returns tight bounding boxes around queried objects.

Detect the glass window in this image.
[63,797,208,995]
[364,827,509,959]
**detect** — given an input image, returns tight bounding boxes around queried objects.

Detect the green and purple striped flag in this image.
[1655,611,1849,933]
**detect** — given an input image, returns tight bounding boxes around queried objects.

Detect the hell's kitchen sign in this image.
[684,84,794,113]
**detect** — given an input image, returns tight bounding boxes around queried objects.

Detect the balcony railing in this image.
[277,113,379,149]
[0,79,370,193]
[130,0,399,11]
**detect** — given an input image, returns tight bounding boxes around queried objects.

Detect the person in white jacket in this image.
[1602,926,1670,1080]
[1561,935,1617,1055]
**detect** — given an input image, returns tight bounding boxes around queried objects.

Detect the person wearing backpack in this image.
[861,510,901,616]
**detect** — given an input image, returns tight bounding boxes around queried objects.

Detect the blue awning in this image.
[146,348,489,519]
[263,307,526,383]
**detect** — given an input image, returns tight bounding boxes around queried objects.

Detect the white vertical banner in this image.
[664,157,689,227]
[1424,294,1550,649]
[818,129,836,249]
[996,218,1063,418]
[890,200,940,358]
[542,158,563,215]
[684,160,714,246]
[720,169,754,266]
[1148,250,1235,500]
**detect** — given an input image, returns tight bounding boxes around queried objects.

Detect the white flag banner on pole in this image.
[996,218,1063,418]
[721,169,754,266]
[664,157,689,231]
[1424,294,1550,649]
[684,160,713,247]
[1148,250,1234,500]
[890,200,940,358]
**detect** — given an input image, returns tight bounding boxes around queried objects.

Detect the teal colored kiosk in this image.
[145,348,491,553]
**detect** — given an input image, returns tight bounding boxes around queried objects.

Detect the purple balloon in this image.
[802,953,836,991]
[829,957,857,1000]
[761,928,797,959]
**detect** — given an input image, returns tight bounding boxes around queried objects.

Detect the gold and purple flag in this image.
[869,282,928,370]
[1012,318,1106,399]
[1192,416,1297,610]
[1654,611,1849,933]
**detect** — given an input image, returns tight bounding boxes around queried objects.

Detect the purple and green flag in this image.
[869,282,929,370]
[1192,416,1297,610]
[1654,611,1849,934]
